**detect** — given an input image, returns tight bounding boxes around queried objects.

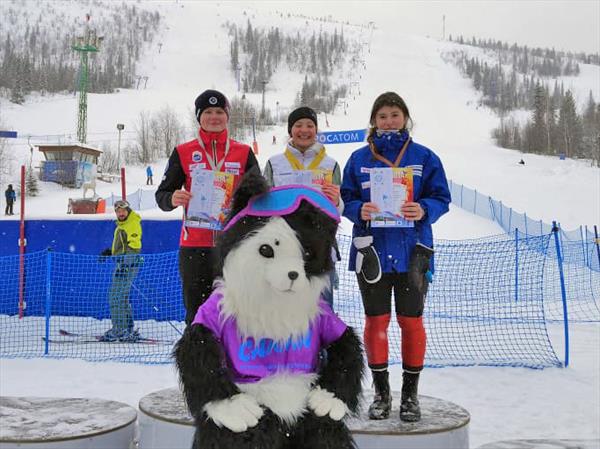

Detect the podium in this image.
[0,397,137,449]
[348,391,470,449]
[138,387,470,449]
[476,439,600,449]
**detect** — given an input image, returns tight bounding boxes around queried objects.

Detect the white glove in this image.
[204,393,264,432]
[307,386,348,421]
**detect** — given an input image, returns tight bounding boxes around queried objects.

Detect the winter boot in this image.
[368,370,392,420]
[400,371,421,422]
[99,327,124,342]
[119,328,140,343]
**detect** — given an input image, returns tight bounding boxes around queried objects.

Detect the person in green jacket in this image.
[99,199,142,342]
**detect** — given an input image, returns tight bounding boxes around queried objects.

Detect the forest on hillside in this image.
[0,0,161,104]
[445,35,600,165]
[224,14,371,137]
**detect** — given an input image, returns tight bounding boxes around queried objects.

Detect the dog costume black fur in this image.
[174,173,364,449]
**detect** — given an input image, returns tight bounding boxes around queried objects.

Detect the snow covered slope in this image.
[1,1,598,236]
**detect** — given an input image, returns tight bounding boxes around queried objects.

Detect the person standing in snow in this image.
[155,90,259,325]
[99,200,143,342]
[341,92,451,422]
[146,166,153,185]
[4,184,16,215]
[263,106,343,308]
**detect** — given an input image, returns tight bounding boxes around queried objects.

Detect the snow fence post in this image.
[44,249,52,355]
[552,221,569,367]
[579,226,586,267]
[594,225,600,271]
[514,228,519,302]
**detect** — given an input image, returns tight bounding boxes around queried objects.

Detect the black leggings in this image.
[356,272,425,318]
[179,247,215,325]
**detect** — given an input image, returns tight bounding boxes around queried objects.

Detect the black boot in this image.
[400,371,421,422]
[368,370,392,420]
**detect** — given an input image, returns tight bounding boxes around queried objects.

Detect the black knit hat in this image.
[195,90,230,122]
[287,107,318,136]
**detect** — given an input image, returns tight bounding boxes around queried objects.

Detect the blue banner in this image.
[0,130,17,138]
[316,129,366,145]
[0,220,181,256]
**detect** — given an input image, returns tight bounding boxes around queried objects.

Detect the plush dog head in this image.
[215,173,340,341]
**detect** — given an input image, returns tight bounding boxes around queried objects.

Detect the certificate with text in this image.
[273,169,333,189]
[185,168,234,230]
[370,167,414,228]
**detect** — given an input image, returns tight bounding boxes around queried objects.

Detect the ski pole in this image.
[131,283,183,336]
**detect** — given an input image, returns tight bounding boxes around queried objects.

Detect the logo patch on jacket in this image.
[192,151,202,162]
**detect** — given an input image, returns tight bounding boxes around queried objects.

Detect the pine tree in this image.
[25,168,39,197]
[230,30,239,71]
[557,90,583,158]
[582,91,599,161]
[528,83,547,153]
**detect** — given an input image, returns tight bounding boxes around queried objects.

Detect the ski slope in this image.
[0,2,599,447]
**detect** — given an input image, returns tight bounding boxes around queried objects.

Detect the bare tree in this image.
[156,106,183,158]
[98,141,119,174]
[134,111,153,163]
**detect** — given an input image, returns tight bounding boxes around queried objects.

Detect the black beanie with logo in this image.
[287,107,318,136]
[195,90,230,122]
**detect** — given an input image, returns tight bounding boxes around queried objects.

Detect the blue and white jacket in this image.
[341,131,451,273]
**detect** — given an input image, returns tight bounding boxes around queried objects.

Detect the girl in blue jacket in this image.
[341,92,450,422]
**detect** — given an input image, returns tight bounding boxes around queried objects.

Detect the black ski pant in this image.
[178,246,215,325]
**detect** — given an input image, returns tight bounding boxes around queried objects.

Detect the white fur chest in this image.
[237,372,318,425]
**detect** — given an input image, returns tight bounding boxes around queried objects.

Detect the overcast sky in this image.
[257,0,599,55]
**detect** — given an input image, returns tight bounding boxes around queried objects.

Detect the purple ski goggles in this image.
[224,185,340,231]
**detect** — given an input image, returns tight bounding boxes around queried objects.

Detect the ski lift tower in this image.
[72,14,103,144]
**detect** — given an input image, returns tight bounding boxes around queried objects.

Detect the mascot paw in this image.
[204,393,264,432]
[308,386,348,421]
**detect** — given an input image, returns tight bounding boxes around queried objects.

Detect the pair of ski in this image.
[42,329,174,345]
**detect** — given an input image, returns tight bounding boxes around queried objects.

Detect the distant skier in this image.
[4,184,16,216]
[519,159,525,165]
[99,199,142,342]
[146,166,153,185]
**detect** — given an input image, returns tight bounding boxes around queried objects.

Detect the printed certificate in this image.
[273,169,333,189]
[185,168,234,230]
[370,167,414,228]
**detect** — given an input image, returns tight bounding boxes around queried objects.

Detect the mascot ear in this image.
[226,170,269,223]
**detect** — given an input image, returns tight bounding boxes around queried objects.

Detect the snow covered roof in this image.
[36,143,103,156]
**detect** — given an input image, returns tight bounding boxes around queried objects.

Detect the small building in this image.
[37,143,102,188]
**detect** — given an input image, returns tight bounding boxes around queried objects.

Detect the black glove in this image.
[98,248,112,263]
[353,236,382,284]
[408,243,434,296]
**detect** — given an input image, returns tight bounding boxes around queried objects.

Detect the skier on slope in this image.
[99,199,143,342]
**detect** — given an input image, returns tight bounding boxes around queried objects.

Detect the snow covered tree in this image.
[557,90,583,158]
[25,168,39,197]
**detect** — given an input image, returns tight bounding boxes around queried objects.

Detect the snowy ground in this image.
[1,322,598,447]
[1,1,599,448]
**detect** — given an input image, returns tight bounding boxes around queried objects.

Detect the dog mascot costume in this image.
[175,174,364,449]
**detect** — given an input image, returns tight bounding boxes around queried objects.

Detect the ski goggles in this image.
[224,185,340,231]
[114,200,130,210]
